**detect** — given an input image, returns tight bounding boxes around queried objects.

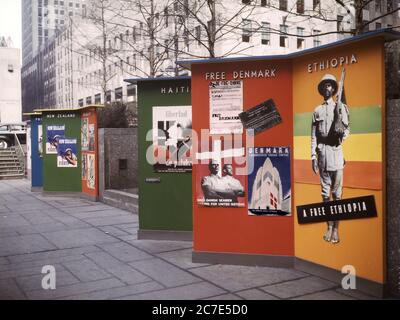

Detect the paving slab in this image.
[0,214,31,228]
[129,258,202,287]
[98,241,153,263]
[71,210,131,220]
[127,240,193,254]
[292,290,356,300]
[335,288,379,300]
[26,278,125,300]
[62,258,112,282]
[8,246,101,264]
[190,265,307,292]
[0,234,57,257]
[41,228,119,249]
[85,251,150,285]
[82,215,137,227]
[204,293,243,300]
[61,205,125,214]
[99,226,130,237]
[156,249,211,270]
[16,269,80,292]
[260,276,338,299]
[0,254,87,272]
[117,282,226,300]
[65,281,163,300]
[0,278,26,300]
[235,289,279,300]
[0,264,65,280]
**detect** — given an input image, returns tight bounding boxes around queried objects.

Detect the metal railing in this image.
[13,133,26,175]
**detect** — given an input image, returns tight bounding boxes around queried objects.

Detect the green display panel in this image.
[136,78,192,232]
[42,111,82,192]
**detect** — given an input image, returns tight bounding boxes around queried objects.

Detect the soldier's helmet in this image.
[318,74,338,96]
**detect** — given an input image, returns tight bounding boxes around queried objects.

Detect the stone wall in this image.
[386,99,400,297]
[386,40,400,297]
[98,128,138,198]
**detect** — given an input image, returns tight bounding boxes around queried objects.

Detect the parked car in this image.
[0,123,27,149]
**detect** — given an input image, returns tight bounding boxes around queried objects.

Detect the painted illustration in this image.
[311,69,350,244]
[87,154,95,189]
[81,118,89,151]
[57,138,78,168]
[152,106,192,173]
[38,124,43,158]
[46,125,65,154]
[89,124,95,152]
[248,147,291,216]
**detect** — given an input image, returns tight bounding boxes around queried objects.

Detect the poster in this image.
[87,154,96,189]
[293,40,384,284]
[248,147,291,216]
[82,154,87,180]
[81,118,89,151]
[209,80,243,134]
[89,124,95,152]
[239,99,282,135]
[38,124,43,158]
[46,125,65,154]
[152,106,192,173]
[196,160,246,208]
[57,138,78,168]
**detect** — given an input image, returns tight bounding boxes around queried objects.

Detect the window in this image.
[297,0,304,14]
[387,0,393,12]
[208,20,215,36]
[86,96,92,105]
[375,0,382,12]
[337,15,344,32]
[127,84,136,98]
[313,29,321,47]
[297,27,305,49]
[280,24,288,47]
[115,87,123,101]
[279,0,287,11]
[242,0,251,4]
[376,22,382,30]
[261,22,270,45]
[261,0,268,6]
[313,0,320,12]
[78,99,84,107]
[362,20,370,32]
[105,91,112,103]
[195,25,201,45]
[164,7,169,27]
[242,19,252,42]
[95,94,101,104]
[8,64,14,73]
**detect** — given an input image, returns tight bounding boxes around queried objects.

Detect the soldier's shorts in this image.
[319,169,343,200]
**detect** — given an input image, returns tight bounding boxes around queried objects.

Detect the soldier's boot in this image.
[331,221,340,244]
[322,197,333,242]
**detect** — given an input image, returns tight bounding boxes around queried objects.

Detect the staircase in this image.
[0,147,25,180]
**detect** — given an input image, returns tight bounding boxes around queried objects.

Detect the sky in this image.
[0,0,22,49]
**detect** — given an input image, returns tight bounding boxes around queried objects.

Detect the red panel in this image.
[81,108,99,198]
[192,60,294,256]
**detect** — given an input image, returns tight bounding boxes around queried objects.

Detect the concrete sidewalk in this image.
[0,180,375,300]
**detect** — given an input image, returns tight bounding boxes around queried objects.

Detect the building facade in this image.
[22,0,87,66]
[0,42,22,123]
[22,0,400,112]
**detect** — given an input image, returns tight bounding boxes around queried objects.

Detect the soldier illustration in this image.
[311,71,350,244]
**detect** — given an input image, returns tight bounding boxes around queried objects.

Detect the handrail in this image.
[13,133,26,174]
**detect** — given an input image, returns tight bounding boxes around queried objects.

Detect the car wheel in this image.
[0,139,9,149]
